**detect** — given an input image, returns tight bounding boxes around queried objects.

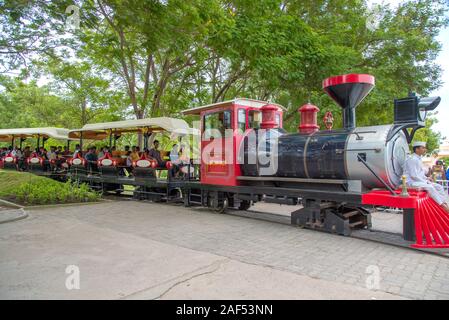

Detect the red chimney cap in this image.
[323,74,375,89]
[299,103,320,112]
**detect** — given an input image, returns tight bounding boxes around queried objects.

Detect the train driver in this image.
[403,141,449,214]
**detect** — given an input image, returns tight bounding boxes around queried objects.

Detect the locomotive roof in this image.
[0,127,72,141]
[68,117,198,140]
[182,98,286,116]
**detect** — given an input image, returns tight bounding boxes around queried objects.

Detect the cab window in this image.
[204,110,232,137]
[237,109,246,133]
[248,110,261,129]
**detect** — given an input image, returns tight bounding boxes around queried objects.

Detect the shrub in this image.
[0,171,100,205]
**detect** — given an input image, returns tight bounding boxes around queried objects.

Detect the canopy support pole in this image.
[144,133,149,151]
[113,130,119,149]
[37,135,40,152]
[80,132,83,154]
[11,135,14,149]
[109,130,113,149]
[42,137,48,149]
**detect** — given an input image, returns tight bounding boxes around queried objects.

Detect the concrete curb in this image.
[0,198,24,209]
[0,197,106,211]
[24,200,106,211]
[0,208,28,224]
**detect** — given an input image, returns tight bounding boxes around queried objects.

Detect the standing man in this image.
[404,141,449,213]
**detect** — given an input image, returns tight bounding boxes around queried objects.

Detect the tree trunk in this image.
[81,98,87,126]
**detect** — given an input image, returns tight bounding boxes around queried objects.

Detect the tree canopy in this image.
[0,0,447,149]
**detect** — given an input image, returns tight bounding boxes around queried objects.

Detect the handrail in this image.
[357,154,396,195]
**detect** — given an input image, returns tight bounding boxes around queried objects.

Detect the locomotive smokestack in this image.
[322,74,375,130]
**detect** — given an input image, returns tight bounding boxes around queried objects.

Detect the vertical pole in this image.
[37,135,40,152]
[80,132,83,155]
[20,138,23,149]
[11,136,14,149]
[403,208,415,241]
[109,131,112,150]
[144,133,148,151]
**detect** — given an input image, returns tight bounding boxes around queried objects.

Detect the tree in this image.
[0,75,71,128]
[0,0,447,145]
[413,115,443,153]
[35,57,124,126]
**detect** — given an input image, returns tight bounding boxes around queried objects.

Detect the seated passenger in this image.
[111,146,120,157]
[98,146,109,159]
[63,146,71,156]
[23,146,31,159]
[173,144,191,178]
[73,144,81,158]
[125,150,133,167]
[148,140,166,167]
[85,147,98,173]
[404,141,449,214]
[48,146,58,161]
[130,146,140,162]
[12,147,22,159]
[38,147,48,160]
[56,146,63,156]
[0,147,8,157]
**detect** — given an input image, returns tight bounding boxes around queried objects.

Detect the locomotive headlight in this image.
[417,96,440,122]
[418,107,427,122]
[394,94,441,126]
[419,96,441,112]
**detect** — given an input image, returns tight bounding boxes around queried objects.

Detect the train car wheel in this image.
[215,197,228,214]
[238,200,251,211]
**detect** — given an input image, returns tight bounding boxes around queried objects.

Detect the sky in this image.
[431,27,449,142]
[369,0,449,143]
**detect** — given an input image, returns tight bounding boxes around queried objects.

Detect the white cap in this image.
[412,141,427,148]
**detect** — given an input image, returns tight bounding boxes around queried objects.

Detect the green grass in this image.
[0,169,101,205]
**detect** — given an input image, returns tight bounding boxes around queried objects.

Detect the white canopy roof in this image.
[0,127,72,142]
[69,117,198,140]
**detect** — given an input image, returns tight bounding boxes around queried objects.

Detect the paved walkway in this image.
[0,200,448,299]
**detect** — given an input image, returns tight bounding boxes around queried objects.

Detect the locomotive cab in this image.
[182,99,285,187]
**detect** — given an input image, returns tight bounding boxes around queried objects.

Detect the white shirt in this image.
[403,153,429,185]
[12,149,22,158]
[49,151,57,160]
